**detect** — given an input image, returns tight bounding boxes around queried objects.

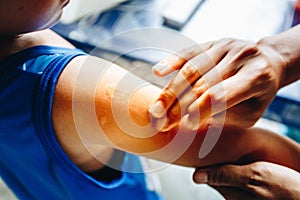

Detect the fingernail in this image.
[149,101,166,118]
[195,171,208,183]
[153,62,169,74]
[155,117,169,132]
[153,63,165,71]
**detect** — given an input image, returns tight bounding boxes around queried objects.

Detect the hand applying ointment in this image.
[149,32,300,130]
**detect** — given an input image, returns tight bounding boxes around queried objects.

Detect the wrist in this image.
[258,25,300,88]
[257,36,288,89]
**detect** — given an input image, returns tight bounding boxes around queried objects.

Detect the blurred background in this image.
[1,0,299,199]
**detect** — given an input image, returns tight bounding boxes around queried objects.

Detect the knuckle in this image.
[168,106,181,120]
[162,57,185,71]
[257,68,273,86]
[248,60,275,91]
[216,170,229,186]
[239,43,259,58]
[245,167,274,200]
[245,43,259,53]
[207,91,224,107]
[165,56,181,66]
[160,87,177,103]
[247,163,268,186]
[258,65,273,82]
[208,169,221,186]
[181,62,199,80]
[182,45,200,59]
[209,167,231,186]
[192,85,206,97]
[192,87,201,97]
[179,43,208,60]
[196,92,214,110]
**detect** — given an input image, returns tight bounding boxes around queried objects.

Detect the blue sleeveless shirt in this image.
[0,46,162,200]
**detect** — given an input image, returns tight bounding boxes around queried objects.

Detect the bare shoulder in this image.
[37,29,75,48]
[0,29,75,60]
[51,54,153,170]
[52,55,115,172]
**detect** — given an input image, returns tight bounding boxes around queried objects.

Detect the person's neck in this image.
[0,33,37,61]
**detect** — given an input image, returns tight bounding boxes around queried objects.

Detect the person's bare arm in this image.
[52,55,300,173]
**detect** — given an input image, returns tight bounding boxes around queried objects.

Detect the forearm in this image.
[53,55,300,172]
[94,59,300,170]
[259,24,300,87]
[194,127,300,171]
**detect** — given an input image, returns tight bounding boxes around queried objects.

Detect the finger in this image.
[193,165,250,188]
[183,42,263,125]
[148,100,167,119]
[154,59,233,129]
[151,115,169,132]
[195,162,300,200]
[159,53,238,130]
[149,44,227,118]
[187,67,263,128]
[187,42,252,97]
[152,42,213,77]
[213,186,256,200]
[150,39,253,120]
[158,70,218,131]
[154,88,198,131]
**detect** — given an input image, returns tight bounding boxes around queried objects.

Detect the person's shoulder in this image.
[0,29,75,61]
[65,53,119,74]
[36,29,75,49]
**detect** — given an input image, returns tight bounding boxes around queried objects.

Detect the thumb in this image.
[193,164,249,187]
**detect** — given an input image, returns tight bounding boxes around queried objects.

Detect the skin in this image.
[194,161,300,200]
[0,0,72,61]
[1,0,300,198]
[0,0,69,36]
[149,25,300,130]
[52,54,300,172]
[148,6,300,199]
